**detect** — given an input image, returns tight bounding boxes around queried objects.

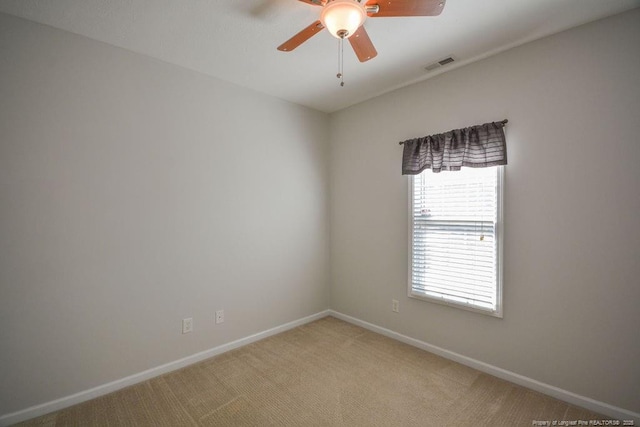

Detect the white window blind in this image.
[409,166,503,316]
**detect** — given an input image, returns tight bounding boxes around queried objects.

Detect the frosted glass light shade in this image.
[320,0,366,39]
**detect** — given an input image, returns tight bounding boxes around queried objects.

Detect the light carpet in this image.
[16,316,606,426]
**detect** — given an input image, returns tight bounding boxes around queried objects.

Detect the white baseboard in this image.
[328,310,640,423]
[0,310,331,427]
[4,309,637,425]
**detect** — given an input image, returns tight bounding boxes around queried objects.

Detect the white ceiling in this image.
[1,0,638,113]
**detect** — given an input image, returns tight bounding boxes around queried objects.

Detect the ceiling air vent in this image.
[424,56,455,72]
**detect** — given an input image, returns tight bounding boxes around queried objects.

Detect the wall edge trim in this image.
[0,309,331,426]
[327,310,639,422]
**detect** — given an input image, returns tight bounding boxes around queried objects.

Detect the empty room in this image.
[1,0,639,425]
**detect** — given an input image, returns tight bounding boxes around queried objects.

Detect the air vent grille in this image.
[438,57,454,66]
[424,56,455,72]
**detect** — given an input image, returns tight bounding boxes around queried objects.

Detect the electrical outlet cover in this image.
[182,318,193,334]
[392,299,400,313]
[215,310,224,324]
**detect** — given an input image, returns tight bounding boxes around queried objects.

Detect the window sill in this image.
[408,290,503,318]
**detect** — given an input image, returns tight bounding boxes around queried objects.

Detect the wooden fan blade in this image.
[367,0,446,17]
[297,0,323,5]
[277,20,325,52]
[348,26,377,62]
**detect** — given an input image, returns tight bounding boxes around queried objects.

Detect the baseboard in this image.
[328,310,640,423]
[4,309,637,425]
[0,309,331,426]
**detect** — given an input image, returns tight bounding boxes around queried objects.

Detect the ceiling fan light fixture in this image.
[320,0,366,39]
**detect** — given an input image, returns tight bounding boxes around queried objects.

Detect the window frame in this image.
[407,166,504,318]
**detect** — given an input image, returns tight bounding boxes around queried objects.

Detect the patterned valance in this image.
[400,120,508,174]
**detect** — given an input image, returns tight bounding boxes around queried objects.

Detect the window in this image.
[409,166,503,317]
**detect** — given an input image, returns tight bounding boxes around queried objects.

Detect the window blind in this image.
[410,167,501,314]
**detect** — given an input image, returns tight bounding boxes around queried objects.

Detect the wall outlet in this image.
[392,299,400,313]
[215,309,224,324]
[182,317,193,334]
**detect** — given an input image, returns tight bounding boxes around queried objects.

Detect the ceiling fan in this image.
[277,0,447,63]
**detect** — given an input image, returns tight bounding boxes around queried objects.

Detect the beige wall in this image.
[329,9,640,413]
[2,6,640,420]
[0,13,329,415]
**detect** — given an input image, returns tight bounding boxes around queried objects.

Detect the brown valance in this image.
[400,120,508,174]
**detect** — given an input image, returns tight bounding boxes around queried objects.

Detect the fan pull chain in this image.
[336,35,344,87]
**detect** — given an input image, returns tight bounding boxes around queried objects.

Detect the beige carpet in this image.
[17,316,606,426]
